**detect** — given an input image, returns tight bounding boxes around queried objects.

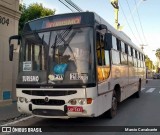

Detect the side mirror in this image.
[9,35,21,45]
[9,44,14,61]
[8,35,21,61]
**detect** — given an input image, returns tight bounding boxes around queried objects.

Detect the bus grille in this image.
[31,99,65,106]
[32,109,67,116]
[22,90,77,96]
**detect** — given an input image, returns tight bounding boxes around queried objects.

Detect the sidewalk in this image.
[0,102,28,125]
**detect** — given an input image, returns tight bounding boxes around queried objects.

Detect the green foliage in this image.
[19,3,56,34]
[145,55,154,70]
[145,55,149,60]
[155,48,160,58]
[155,48,160,72]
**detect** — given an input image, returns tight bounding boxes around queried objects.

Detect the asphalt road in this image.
[3,79,160,135]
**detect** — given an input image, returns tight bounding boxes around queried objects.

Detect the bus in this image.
[9,12,146,119]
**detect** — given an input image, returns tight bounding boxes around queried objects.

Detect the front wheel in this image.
[108,91,118,118]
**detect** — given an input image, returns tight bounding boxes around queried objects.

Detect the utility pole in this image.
[110,0,119,30]
[140,44,147,51]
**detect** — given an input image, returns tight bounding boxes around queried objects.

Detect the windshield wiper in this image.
[51,26,79,68]
[41,34,44,45]
[52,35,58,62]
[51,25,72,48]
[57,31,77,63]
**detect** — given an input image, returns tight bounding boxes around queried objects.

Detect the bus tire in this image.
[108,90,118,118]
[135,82,141,98]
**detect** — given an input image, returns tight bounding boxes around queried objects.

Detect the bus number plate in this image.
[53,74,63,81]
[67,106,83,112]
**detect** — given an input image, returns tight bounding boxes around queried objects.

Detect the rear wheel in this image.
[108,91,118,118]
[135,82,141,98]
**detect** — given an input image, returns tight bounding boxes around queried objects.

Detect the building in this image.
[0,0,21,105]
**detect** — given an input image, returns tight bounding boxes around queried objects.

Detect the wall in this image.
[0,0,21,105]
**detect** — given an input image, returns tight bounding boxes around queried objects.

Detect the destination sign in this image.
[45,16,81,28]
[23,13,94,32]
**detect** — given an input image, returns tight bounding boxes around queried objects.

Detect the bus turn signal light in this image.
[87,98,92,104]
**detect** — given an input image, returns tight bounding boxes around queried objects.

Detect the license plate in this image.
[67,106,83,112]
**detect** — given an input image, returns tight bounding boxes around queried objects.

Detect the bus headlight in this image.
[78,99,86,105]
[25,98,29,103]
[19,97,25,103]
[69,99,77,105]
[18,97,29,103]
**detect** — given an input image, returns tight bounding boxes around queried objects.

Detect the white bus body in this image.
[9,12,146,119]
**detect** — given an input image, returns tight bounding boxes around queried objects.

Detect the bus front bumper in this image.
[17,102,96,119]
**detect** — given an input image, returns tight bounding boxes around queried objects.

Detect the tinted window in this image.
[135,50,137,58]
[96,32,105,66]
[116,39,121,51]
[125,44,128,54]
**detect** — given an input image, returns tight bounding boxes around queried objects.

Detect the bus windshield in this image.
[18,27,95,86]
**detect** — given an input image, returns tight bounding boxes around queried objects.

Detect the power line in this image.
[134,0,148,45]
[125,0,144,44]
[64,0,83,12]
[59,0,74,12]
[59,0,83,12]
[123,0,143,26]
[119,1,140,44]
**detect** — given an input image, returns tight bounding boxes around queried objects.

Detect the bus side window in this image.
[96,32,106,81]
[121,41,125,53]
[96,32,101,65]
[112,36,120,65]
[128,46,133,66]
[116,38,121,51]
[104,50,110,79]
[96,32,105,66]
[112,36,117,50]
[128,46,131,56]
[120,41,128,65]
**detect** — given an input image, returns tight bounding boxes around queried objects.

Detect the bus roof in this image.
[23,12,95,32]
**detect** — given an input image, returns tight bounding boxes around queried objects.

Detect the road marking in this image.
[147,79,153,80]
[146,88,155,93]
[141,88,145,91]
[0,115,34,126]
[145,86,160,88]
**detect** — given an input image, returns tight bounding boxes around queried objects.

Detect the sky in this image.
[22,0,160,63]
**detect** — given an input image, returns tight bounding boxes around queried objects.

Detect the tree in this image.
[155,48,160,72]
[155,48,160,59]
[19,3,56,34]
[145,55,154,71]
